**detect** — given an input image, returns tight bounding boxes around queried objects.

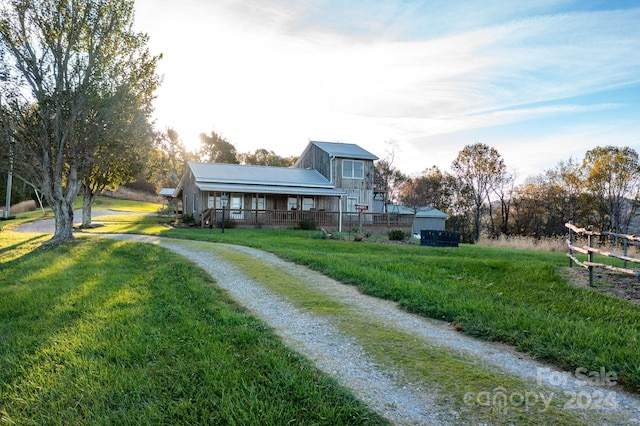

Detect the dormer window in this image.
[342,160,364,179]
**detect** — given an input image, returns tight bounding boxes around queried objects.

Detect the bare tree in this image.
[491,170,515,236]
[374,140,406,208]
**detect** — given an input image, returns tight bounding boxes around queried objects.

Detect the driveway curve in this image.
[78,233,640,425]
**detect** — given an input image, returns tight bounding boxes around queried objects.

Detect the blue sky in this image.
[133,0,640,181]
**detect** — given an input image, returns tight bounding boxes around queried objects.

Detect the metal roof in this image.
[187,162,344,196]
[388,204,450,219]
[195,183,345,196]
[310,141,379,160]
[158,188,175,197]
[188,162,335,188]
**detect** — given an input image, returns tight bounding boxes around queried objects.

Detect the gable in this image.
[309,141,378,160]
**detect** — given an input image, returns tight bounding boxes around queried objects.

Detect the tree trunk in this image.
[474,206,482,242]
[81,185,95,228]
[50,199,76,242]
[473,193,483,242]
[487,195,496,238]
[47,166,82,243]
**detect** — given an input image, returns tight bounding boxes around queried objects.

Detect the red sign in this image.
[355,204,369,211]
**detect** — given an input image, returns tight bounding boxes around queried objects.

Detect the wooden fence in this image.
[565,222,640,286]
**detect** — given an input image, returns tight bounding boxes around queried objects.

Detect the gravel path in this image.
[13,216,640,424]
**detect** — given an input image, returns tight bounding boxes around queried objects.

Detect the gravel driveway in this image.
[13,217,640,424]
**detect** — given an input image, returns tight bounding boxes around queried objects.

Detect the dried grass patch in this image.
[478,235,566,252]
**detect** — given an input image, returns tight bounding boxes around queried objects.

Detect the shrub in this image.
[10,200,37,214]
[180,214,195,224]
[218,218,237,229]
[311,231,327,240]
[388,229,406,241]
[298,219,317,230]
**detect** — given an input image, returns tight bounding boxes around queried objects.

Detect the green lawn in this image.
[77,213,640,395]
[0,234,387,425]
[3,200,640,423]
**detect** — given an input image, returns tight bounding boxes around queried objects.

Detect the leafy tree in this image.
[198,131,238,164]
[451,143,506,242]
[399,166,446,214]
[0,0,160,243]
[442,173,476,243]
[581,146,640,233]
[549,158,583,224]
[508,158,591,238]
[511,180,546,237]
[79,90,155,227]
[240,149,295,166]
[145,128,194,189]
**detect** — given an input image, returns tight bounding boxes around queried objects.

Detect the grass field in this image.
[3,199,640,423]
[0,233,386,425]
[72,210,640,395]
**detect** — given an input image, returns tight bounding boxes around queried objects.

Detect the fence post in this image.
[624,238,629,268]
[568,224,574,268]
[588,229,594,287]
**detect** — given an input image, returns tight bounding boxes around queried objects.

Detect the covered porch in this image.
[200,205,414,232]
[193,184,347,230]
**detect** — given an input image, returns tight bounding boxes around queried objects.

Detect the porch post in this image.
[254,193,258,225]
[339,195,343,232]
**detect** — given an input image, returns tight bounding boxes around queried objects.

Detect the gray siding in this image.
[334,157,375,211]
[414,217,446,233]
[296,144,332,181]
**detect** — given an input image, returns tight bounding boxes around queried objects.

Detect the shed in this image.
[158,187,179,214]
[386,204,449,234]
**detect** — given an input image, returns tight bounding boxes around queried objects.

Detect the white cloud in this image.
[134,0,640,179]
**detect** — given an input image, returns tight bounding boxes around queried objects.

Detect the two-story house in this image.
[172,140,414,232]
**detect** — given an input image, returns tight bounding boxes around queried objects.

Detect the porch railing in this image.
[200,208,414,229]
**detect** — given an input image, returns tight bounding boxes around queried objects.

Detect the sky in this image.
[133,0,640,181]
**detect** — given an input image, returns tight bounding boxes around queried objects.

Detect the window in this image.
[251,194,265,210]
[214,195,225,209]
[288,197,298,210]
[342,160,364,179]
[302,197,315,211]
[193,192,197,213]
[230,194,243,210]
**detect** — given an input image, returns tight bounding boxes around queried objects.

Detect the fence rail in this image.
[565,222,640,286]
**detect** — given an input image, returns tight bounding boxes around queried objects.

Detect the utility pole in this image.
[1,93,11,219]
[5,140,12,219]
